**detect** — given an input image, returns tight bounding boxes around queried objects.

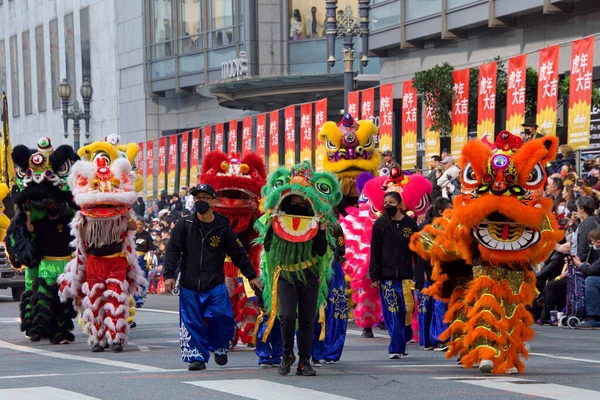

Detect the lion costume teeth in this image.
[410,131,563,375]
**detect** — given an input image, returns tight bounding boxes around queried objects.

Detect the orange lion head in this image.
[447,131,563,266]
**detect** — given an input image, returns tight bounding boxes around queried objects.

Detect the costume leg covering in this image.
[20,267,38,335]
[205,284,236,356]
[133,256,147,307]
[30,259,62,339]
[82,255,109,347]
[380,280,414,354]
[429,299,448,348]
[46,259,77,342]
[256,316,282,365]
[103,256,130,345]
[417,283,435,348]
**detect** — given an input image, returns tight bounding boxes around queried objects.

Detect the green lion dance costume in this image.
[254,161,342,371]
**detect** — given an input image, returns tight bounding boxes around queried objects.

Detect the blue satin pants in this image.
[380,280,413,355]
[133,256,147,306]
[255,316,283,365]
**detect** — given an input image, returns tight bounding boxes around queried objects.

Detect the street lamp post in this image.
[58,78,93,151]
[326,0,370,113]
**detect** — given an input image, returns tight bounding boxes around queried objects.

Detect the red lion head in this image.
[199,151,267,233]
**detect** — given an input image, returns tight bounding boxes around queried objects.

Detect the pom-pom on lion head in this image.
[318,113,381,198]
[199,151,267,233]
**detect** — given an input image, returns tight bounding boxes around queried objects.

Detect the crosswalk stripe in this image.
[0,386,100,400]
[185,379,355,399]
[434,376,600,400]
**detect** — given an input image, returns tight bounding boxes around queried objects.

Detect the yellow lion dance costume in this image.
[410,131,562,374]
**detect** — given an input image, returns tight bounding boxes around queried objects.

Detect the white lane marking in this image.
[0,387,100,400]
[135,308,178,314]
[435,376,600,400]
[128,341,151,352]
[0,339,166,372]
[530,352,600,364]
[346,329,383,337]
[185,379,355,400]
[0,317,20,323]
[383,364,460,368]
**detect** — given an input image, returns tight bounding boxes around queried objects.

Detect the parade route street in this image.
[1,289,599,400]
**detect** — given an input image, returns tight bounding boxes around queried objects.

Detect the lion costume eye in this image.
[316,182,332,195]
[325,138,337,151]
[462,162,478,185]
[16,167,26,179]
[274,178,285,188]
[56,161,72,177]
[363,136,373,149]
[526,163,544,187]
[93,152,112,167]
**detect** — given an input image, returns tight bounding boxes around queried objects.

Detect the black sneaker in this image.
[188,361,206,371]
[29,334,40,342]
[361,328,374,338]
[214,353,228,366]
[92,344,105,353]
[135,304,142,309]
[296,358,317,376]
[129,322,137,329]
[111,343,123,352]
[278,354,296,376]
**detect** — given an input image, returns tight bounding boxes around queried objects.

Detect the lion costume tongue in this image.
[272,214,319,242]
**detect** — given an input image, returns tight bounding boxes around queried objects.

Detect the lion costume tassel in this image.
[410,132,563,374]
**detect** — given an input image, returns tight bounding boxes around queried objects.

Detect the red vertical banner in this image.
[347,91,359,119]
[424,101,440,159]
[477,61,497,140]
[568,36,594,150]
[157,137,167,195]
[179,131,189,190]
[202,126,212,157]
[506,54,527,135]
[379,83,394,152]
[300,103,313,163]
[137,142,145,195]
[536,45,560,136]
[242,117,253,155]
[401,81,417,171]
[361,88,375,121]
[145,140,154,199]
[269,110,280,174]
[314,98,328,172]
[167,135,178,194]
[228,120,238,154]
[451,69,469,160]
[256,114,267,160]
[284,106,296,168]
[190,129,200,186]
[215,123,224,152]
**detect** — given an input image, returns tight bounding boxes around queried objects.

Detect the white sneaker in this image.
[310,359,323,367]
[434,345,450,352]
[479,359,494,373]
[506,367,519,374]
[389,353,402,359]
[423,346,434,351]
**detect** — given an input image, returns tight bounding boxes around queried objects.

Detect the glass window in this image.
[370,2,400,32]
[9,35,19,117]
[406,0,441,21]
[0,40,6,97]
[179,0,202,54]
[64,13,76,105]
[447,0,479,9]
[49,19,60,109]
[152,0,173,58]
[22,31,32,115]
[152,59,175,79]
[80,8,91,82]
[209,0,234,48]
[288,0,359,41]
[179,52,205,74]
[35,25,46,113]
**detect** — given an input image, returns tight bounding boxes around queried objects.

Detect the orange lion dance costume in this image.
[410,132,562,374]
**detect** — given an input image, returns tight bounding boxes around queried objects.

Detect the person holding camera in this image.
[163,184,262,371]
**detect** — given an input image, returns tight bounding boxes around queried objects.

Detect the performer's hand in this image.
[319,220,330,230]
[164,279,176,294]
[572,256,582,267]
[249,278,263,291]
[25,212,34,233]
[371,280,379,288]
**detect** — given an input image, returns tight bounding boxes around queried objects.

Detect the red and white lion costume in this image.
[198,151,267,346]
[59,138,146,350]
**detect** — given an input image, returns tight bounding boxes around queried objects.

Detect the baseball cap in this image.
[190,184,216,198]
[440,156,454,164]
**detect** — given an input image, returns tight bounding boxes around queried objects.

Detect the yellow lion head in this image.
[0,183,10,240]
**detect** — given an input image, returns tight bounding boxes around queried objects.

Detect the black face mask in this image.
[589,177,599,187]
[195,200,210,215]
[556,154,564,161]
[384,205,398,217]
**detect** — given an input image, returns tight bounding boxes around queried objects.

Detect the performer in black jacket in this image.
[164,184,262,371]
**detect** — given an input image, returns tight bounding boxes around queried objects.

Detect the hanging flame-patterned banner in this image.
[179,131,189,190]
[536,45,560,136]
[361,88,375,121]
[477,61,497,140]
[167,135,178,194]
[242,117,253,155]
[401,80,417,171]
[506,54,526,135]
[190,129,200,186]
[451,69,469,159]
[300,103,313,164]
[157,137,167,195]
[568,36,594,150]
[145,140,154,199]
[424,100,440,159]
[347,90,359,119]
[137,142,144,196]
[379,83,394,152]
[284,106,296,168]
[314,98,327,172]
[269,110,280,173]
[202,126,212,158]
[256,113,267,160]
[228,120,238,154]
[215,123,225,152]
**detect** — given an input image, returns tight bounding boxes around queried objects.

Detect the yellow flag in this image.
[0,92,15,188]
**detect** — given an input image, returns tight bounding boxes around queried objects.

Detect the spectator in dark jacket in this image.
[552,144,576,175]
[572,228,600,328]
[133,197,146,218]
[163,184,261,371]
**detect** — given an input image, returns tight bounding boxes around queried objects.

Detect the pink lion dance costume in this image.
[59,137,146,352]
[198,151,267,347]
[341,169,432,337]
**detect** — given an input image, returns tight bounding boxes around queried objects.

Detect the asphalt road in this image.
[0,288,599,400]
